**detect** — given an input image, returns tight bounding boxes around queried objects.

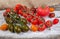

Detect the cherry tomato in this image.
[53,18,59,24]
[35,16,38,18]
[38,17,45,24]
[45,20,52,27]
[31,18,39,25]
[18,10,23,15]
[30,7,36,15]
[49,13,55,18]
[37,6,50,17]
[15,4,23,10]
[26,15,33,22]
[22,6,29,13]
[3,12,7,17]
[14,8,18,12]
[38,24,46,31]
[0,24,8,31]
[49,7,54,12]
[23,13,28,18]
[30,24,38,32]
[6,8,10,12]
[36,13,40,17]
[30,7,36,13]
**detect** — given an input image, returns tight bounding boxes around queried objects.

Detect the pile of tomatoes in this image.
[5,4,59,32]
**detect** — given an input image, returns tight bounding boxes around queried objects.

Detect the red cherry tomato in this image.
[38,24,46,31]
[38,17,45,24]
[45,20,52,27]
[49,13,55,18]
[15,4,22,10]
[18,10,23,15]
[53,18,59,24]
[23,13,28,18]
[26,15,33,22]
[6,8,10,12]
[37,6,50,17]
[3,12,7,16]
[14,8,17,12]
[31,18,39,25]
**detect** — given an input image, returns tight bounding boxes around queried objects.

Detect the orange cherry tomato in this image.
[0,26,1,30]
[30,24,38,32]
[49,7,54,12]
[0,24,8,31]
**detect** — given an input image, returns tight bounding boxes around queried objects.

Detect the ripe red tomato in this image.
[49,13,55,18]
[6,8,10,12]
[23,13,28,18]
[38,24,46,31]
[37,6,50,17]
[45,20,52,27]
[31,18,39,25]
[18,10,23,15]
[53,18,59,24]
[26,15,33,22]
[3,12,7,16]
[36,13,40,17]
[14,8,17,12]
[38,17,45,24]
[30,7,36,13]
[15,4,23,10]
[29,12,34,15]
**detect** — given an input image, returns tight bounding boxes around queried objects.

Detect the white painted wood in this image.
[0,10,60,38]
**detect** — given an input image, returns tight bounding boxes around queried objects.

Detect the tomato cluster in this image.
[5,4,59,32]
